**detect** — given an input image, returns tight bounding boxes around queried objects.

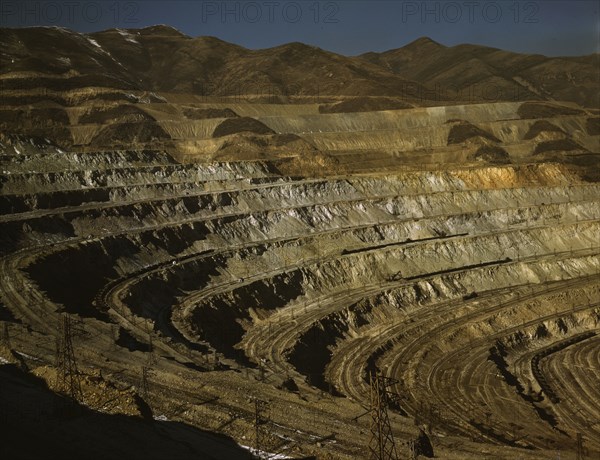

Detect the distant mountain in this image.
[359,37,599,108]
[0,26,428,102]
[0,26,597,107]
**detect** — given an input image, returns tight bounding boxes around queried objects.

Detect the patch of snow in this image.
[149,92,167,102]
[239,445,291,459]
[0,356,10,365]
[38,26,71,33]
[88,38,102,49]
[153,414,168,421]
[152,24,179,32]
[57,57,71,66]
[15,351,39,361]
[85,38,128,70]
[116,29,139,45]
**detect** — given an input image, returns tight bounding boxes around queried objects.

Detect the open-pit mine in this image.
[0,26,599,460]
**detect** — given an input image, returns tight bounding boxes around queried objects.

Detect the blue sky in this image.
[1,1,598,56]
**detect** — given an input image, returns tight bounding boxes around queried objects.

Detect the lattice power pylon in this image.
[55,314,83,402]
[254,398,270,459]
[576,432,585,460]
[407,439,417,460]
[140,366,150,401]
[2,322,9,347]
[368,372,399,460]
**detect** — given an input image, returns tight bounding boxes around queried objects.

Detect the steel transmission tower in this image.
[140,366,150,401]
[55,314,83,402]
[369,372,399,460]
[576,432,585,460]
[254,398,270,459]
[1,322,9,347]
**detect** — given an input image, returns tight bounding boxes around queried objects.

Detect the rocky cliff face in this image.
[1,130,599,457]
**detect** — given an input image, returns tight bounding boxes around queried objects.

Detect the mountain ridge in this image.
[0,26,597,106]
